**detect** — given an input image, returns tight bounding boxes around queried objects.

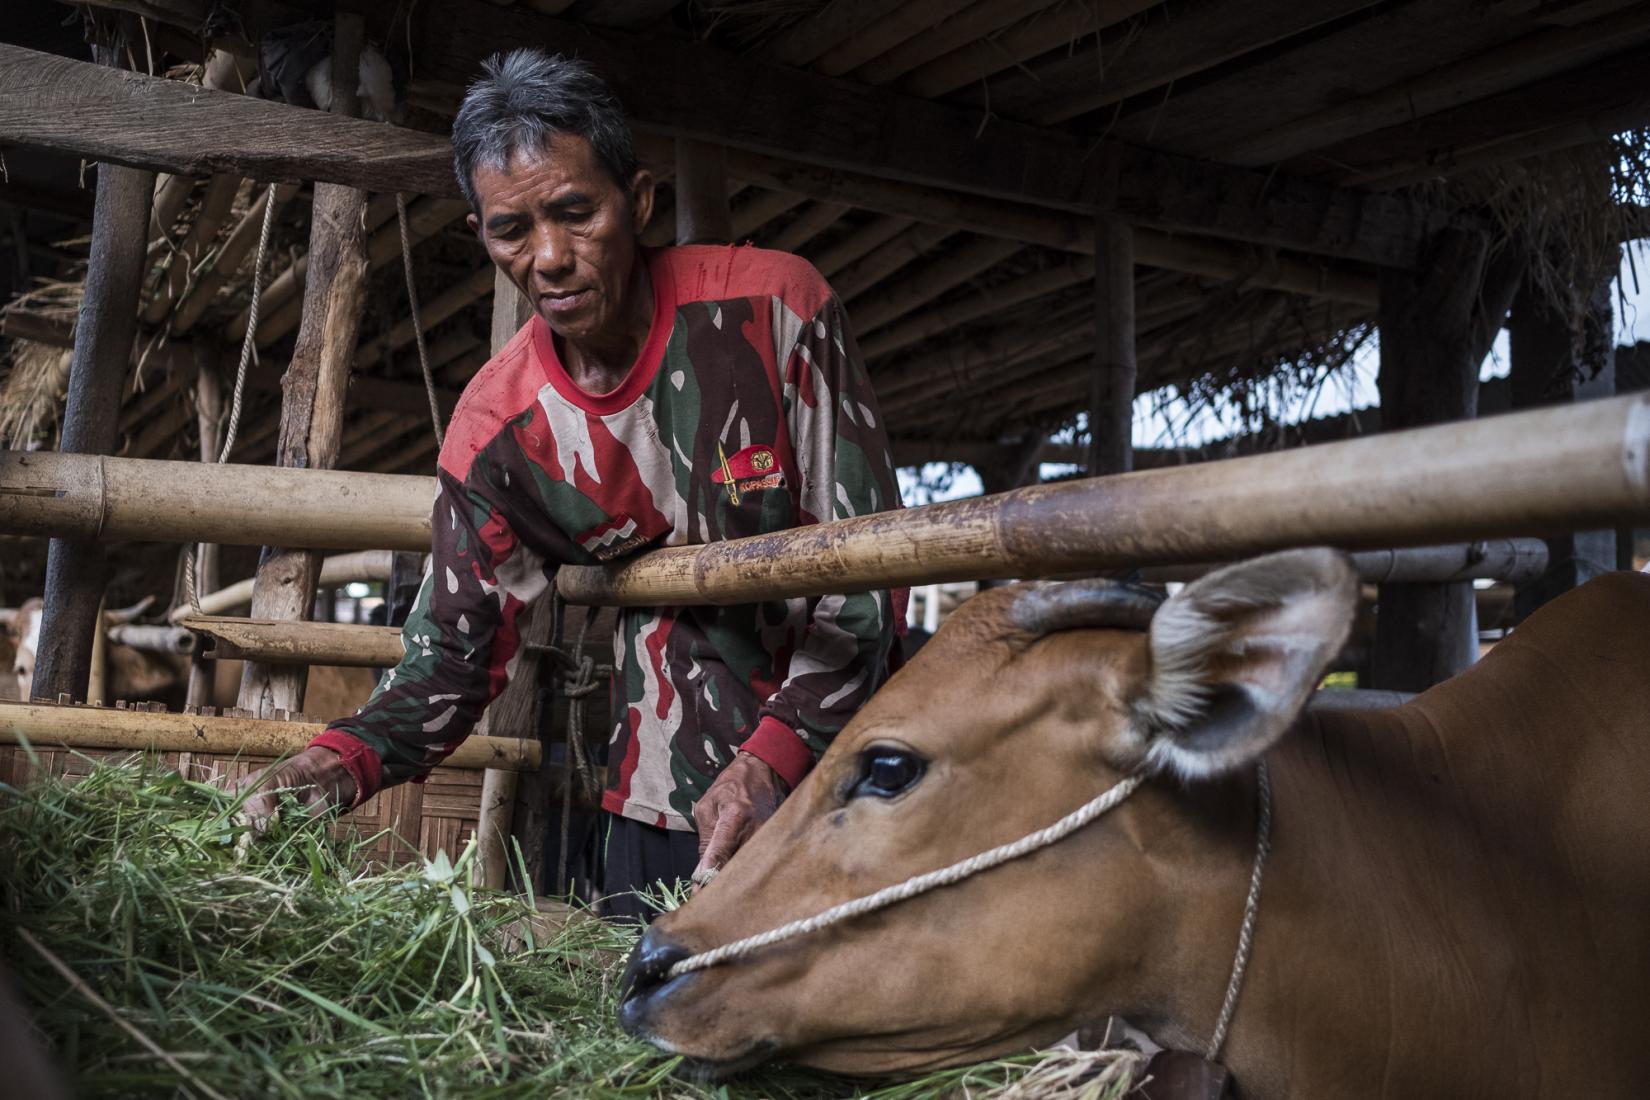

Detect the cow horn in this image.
[1013,579,1165,637]
[103,594,157,625]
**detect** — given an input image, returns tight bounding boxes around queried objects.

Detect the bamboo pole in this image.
[557,393,1650,606]
[1136,540,1551,586]
[1088,215,1136,476]
[179,615,402,667]
[170,550,398,622]
[0,701,540,772]
[0,451,433,551]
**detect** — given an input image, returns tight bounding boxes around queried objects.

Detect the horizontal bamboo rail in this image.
[557,395,1650,605]
[170,550,400,623]
[0,451,432,551]
[0,701,539,772]
[1134,539,1550,587]
[104,623,197,655]
[178,616,404,668]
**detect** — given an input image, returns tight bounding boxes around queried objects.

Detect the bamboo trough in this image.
[0,700,540,772]
[177,616,404,668]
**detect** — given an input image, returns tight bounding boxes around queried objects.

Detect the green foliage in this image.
[0,755,1137,1099]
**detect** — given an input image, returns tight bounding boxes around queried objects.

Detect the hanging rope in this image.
[395,192,444,449]
[526,593,610,892]
[666,759,1274,1066]
[182,182,280,616]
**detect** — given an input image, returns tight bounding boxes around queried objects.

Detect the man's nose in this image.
[531,225,575,280]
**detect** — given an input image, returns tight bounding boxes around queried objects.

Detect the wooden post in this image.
[1509,271,1618,622]
[1087,215,1135,476]
[32,38,155,703]
[674,139,733,245]
[1372,228,1521,692]
[187,340,224,707]
[238,14,371,717]
[477,269,538,891]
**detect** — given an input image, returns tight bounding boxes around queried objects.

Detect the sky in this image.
[897,241,1650,506]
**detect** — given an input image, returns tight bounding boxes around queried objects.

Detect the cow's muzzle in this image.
[618,928,693,1035]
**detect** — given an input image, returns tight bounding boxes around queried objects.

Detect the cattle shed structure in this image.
[0,0,1648,895]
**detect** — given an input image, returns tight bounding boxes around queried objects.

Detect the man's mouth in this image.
[540,289,591,314]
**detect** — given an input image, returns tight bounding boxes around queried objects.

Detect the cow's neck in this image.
[1169,702,1532,1099]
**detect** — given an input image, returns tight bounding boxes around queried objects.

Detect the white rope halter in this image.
[667,761,1273,1064]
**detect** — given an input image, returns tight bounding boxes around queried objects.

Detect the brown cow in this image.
[620,550,1650,1098]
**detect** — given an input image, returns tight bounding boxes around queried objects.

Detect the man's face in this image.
[467,135,654,347]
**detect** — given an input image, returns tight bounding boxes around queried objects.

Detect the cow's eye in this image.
[851,748,925,800]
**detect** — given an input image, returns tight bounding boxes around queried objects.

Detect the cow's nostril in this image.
[620,929,692,1004]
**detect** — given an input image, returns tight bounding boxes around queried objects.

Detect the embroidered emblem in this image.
[750,449,775,472]
[578,514,651,561]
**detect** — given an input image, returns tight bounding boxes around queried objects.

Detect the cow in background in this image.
[622,551,1650,1099]
[6,599,375,720]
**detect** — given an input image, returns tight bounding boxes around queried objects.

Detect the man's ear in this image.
[1134,548,1357,780]
[629,169,656,237]
[466,211,481,238]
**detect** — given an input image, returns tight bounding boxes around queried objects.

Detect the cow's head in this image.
[8,599,43,702]
[619,549,1356,1076]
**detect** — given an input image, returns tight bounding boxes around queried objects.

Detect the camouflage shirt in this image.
[312,245,901,830]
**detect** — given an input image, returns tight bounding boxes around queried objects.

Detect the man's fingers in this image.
[696,809,749,878]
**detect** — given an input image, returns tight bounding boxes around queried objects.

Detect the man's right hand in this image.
[234,745,357,834]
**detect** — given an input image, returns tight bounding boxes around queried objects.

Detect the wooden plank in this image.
[728,151,1379,304]
[1102,0,1548,157]
[1218,7,1650,167]
[33,42,155,703]
[240,14,372,718]
[401,1,1435,268]
[1001,0,1386,124]
[0,43,455,196]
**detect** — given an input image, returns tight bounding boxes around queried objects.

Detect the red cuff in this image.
[309,729,384,809]
[739,716,816,790]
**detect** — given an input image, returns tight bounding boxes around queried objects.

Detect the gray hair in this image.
[451,49,639,210]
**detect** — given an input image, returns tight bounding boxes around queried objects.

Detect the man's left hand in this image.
[691,751,788,887]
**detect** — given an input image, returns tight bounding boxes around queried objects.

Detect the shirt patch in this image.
[578,513,652,561]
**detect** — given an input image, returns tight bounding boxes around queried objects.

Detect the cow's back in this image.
[1356,570,1650,1094]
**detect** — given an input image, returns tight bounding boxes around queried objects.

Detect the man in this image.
[240,49,901,921]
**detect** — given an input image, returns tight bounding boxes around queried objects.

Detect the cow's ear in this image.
[1133,548,1357,780]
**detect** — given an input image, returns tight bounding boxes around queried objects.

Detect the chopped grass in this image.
[0,753,1140,1099]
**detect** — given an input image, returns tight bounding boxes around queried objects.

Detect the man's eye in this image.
[850,749,925,800]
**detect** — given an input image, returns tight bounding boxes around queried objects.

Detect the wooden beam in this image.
[399,1,1437,268]
[1371,227,1522,692]
[848,236,1022,334]
[240,15,371,718]
[1087,216,1136,476]
[181,615,404,667]
[0,44,454,196]
[811,215,914,280]
[859,257,1093,360]
[851,0,1064,86]
[832,223,956,301]
[674,138,733,245]
[0,700,539,772]
[765,201,850,254]
[34,41,155,704]
[901,0,1162,98]
[727,150,1380,305]
[1219,8,1650,167]
[768,0,893,68]
[730,189,806,241]
[811,0,978,78]
[556,392,1650,607]
[171,182,300,334]
[1012,0,1386,125]
[356,264,495,367]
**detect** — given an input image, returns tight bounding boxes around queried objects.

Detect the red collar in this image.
[531,250,674,416]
